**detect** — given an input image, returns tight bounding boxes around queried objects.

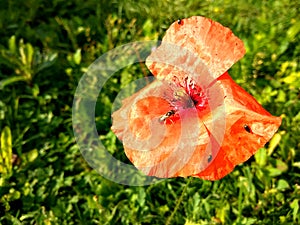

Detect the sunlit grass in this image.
[0,0,299,224]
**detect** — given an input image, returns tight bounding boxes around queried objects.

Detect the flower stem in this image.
[165,178,192,225]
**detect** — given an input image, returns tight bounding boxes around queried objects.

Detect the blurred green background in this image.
[0,0,299,224]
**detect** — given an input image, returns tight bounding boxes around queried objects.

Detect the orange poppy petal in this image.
[146,16,246,82]
[112,80,213,177]
[194,72,281,180]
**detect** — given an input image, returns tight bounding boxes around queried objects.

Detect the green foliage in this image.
[0,0,299,224]
[0,126,12,176]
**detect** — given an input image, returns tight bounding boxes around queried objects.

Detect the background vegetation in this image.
[0,0,299,224]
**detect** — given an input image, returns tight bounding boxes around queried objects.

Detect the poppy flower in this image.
[111,16,281,180]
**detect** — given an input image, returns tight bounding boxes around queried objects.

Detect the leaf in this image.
[290,199,300,222]
[216,202,230,224]
[267,133,281,156]
[266,159,288,177]
[281,72,300,88]
[238,218,257,225]
[255,148,267,166]
[8,35,17,54]
[143,19,153,36]
[19,39,27,65]
[278,40,289,55]
[3,214,23,225]
[36,52,58,73]
[275,159,288,172]
[23,149,38,163]
[0,76,29,90]
[25,43,34,66]
[275,90,286,103]
[293,162,300,168]
[266,167,282,177]
[73,48,82,65]
[184,221,202,225]
[276,179,290,191]
[0,126,13,175]
[287,21,300,40]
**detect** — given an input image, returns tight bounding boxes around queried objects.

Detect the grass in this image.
[0,0,299,224]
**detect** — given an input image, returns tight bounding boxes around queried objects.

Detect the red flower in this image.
[111,16,281,180]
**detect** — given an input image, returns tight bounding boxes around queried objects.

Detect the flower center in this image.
[182,77,208,110]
